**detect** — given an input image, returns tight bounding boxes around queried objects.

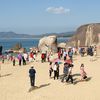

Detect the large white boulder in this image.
[58,43,66,48]
[38,35,57,52]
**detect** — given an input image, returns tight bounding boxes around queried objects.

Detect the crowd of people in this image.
[0,45,97,87]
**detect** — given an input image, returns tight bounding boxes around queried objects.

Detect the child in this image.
[80,64,87,80]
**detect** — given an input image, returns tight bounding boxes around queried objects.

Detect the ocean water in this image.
[0,37,69,52]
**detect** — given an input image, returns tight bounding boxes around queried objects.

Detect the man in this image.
[61,63,69,82]
[66,64,74,84]
[68,49,73,62]
[53,62,59,80]
[29,66,36,87]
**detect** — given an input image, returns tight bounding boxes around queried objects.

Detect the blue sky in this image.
[0,0,100,34]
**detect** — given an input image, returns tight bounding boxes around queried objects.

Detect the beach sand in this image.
[0,54,100,100]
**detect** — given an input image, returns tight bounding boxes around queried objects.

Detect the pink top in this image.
[80,67,86,77]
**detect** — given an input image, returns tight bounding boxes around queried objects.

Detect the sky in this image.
[0,0,100,34]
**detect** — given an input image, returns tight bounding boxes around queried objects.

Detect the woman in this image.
[80,64,87,80]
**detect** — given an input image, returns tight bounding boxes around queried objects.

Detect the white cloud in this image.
[46,6,70,14]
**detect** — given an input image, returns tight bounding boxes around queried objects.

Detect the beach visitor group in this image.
[0,46,96,87]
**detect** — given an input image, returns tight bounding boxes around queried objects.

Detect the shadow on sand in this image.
[96,56,100,59]
[73,73,81,77]
[28,83,51,92]
[0,73,12,78]
[90,59,98,62]
[50,74,64,79]
[74,77,92,84]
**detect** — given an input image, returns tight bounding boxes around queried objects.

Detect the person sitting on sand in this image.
[80,64,87,80]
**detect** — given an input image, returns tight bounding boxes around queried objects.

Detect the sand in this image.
[0,54,100,100]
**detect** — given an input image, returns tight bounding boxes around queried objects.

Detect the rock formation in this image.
[96,33,100,56]
[57,43,66,48]
[67,23,100,47]
[38,35,57,52]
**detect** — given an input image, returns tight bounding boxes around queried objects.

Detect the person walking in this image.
[61,63,69,82]
[66,64,74,84]
[53,62,59,80]
[68,49,73,62]
[29,66,36,87]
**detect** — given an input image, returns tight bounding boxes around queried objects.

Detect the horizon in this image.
[0,0,100,34]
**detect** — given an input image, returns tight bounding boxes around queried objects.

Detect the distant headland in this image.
[0,31,74,38]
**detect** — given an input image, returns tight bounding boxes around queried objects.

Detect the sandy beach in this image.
[0,53,100,100]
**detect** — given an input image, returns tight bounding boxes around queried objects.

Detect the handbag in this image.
[83,75,87,79]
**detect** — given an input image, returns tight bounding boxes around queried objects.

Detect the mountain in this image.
[0,31,34,38]
[0,31,75,38]
[36,31,75,37]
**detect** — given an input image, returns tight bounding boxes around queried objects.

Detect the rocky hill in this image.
[67,23,100,47]
[0,31,34,38]
[0,31,74,38]
[40,31,74,37]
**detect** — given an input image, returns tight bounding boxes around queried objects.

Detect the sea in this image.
[0,37,69,52]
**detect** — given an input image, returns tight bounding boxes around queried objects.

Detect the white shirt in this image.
[53,64,57,71]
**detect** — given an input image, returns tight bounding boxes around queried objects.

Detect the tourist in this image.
[47,52,50,62]
[17,53,22,66]
[29,52,33,62]
[80,64,87,80]
[23,53,28,64]
[13,56,15,66]
[57,62,60,78]
[22,55,26,65]
[66,63,74,84]
[53,62,59,80]
[29,66,36,87]
[49,62,53,78]
[80,47,85,57]
[2,56,4,63]
[90,46,94,61]
[58,51,61,59]
[68,48,73,62]
[63,49,67,61]
[61,63,69,82]
[41,53,45,63]
[60,48,63,58]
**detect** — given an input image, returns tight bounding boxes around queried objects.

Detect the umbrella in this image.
[52,58,61,64]
[64,59,72,64]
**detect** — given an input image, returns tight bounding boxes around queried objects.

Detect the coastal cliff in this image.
[67,23,100,47]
